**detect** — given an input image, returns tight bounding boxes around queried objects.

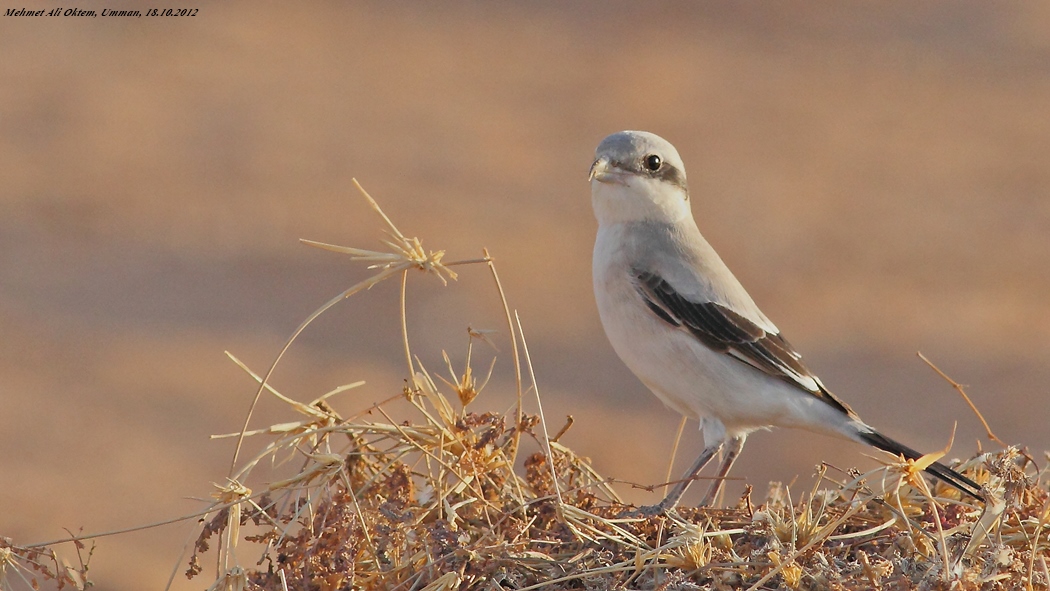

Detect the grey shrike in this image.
[590,130,981,511]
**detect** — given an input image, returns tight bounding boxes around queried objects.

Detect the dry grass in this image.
[2,185,1049,591]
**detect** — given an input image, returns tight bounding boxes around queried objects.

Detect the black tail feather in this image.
[858,430,982,500]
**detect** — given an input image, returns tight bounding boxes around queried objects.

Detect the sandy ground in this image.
[2,2,1049,588]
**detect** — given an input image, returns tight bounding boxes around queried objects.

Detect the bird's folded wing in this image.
[635,270,855,417]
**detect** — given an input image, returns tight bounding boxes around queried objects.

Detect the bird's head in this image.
[590,130,691,225]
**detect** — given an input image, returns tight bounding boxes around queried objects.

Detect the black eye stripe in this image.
[604,156,689,197]
[654,165,689,197]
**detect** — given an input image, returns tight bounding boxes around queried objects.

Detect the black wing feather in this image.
[635,271,855,417]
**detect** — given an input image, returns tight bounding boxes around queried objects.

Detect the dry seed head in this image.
[455,363,478,407]
[680,540,713,570]
[212,480,252,504]
[439,328,499,410]
[871,425,959,498]
[782,562,803,589]
[881,490,926,521]
[767,551,803,589]
[667,524,715,570]
[440,350,479,408]
[763,495,826,548]
[301,179,458,286]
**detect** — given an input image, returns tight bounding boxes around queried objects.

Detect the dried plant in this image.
[4,183,1050,591]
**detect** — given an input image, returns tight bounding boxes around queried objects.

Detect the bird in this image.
[589,130,981,511]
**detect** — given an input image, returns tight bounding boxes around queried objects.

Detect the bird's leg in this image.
[699,435,746,507]
[654,441,722,512]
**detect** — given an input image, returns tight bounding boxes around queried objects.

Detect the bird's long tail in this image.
[857,430,982,500]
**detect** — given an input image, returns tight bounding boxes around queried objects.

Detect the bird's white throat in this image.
[591,176,692,227]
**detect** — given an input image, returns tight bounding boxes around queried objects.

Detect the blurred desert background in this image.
[2,1,1049,588]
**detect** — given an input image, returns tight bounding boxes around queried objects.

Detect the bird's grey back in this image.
[619,219,779,334]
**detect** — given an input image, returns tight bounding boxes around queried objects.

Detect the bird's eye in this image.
[644,154,662,172]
